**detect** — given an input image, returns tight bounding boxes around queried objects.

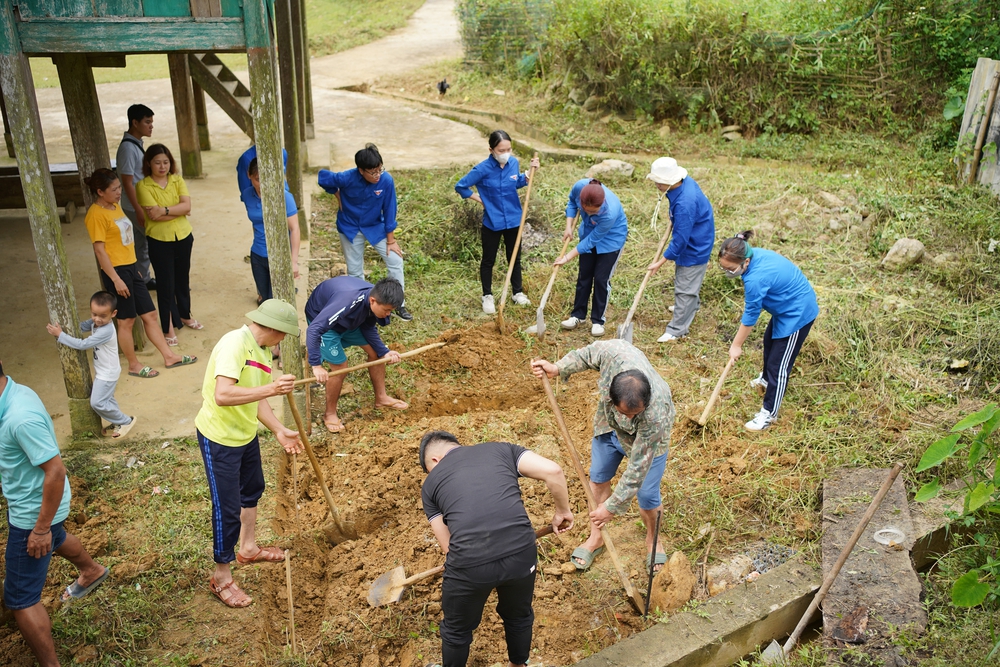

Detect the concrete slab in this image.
[822,468,927,658]
[574,559,821,667]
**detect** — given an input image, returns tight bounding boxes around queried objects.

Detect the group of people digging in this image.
[6,119,821,667]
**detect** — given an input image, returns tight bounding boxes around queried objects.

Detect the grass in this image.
[27,0,425,89]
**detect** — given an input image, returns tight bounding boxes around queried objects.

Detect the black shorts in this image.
[101,263,156,320]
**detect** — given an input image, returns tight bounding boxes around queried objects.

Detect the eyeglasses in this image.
[361,167,384,178]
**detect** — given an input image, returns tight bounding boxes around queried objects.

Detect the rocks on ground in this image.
[707,553,754,596]
[586,159,635,179]
[881,238,926,270]
[648,550,696,614]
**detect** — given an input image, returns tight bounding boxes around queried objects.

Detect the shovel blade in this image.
[759,640,786,665]
[535,308,546,339]
[367,566,407,607]
[616,322,633,344]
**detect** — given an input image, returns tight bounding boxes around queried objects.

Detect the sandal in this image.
[128,366,159,378]
[62,566,111,602]
[235,546,285,565]
[209,577,252,608]
[164,335,178,347]
[647,551,668,573]
[165,355,198,369]
[375,398,409,411]
[182,319,205,330]
[325,417,345,433]
[570,546,605,571]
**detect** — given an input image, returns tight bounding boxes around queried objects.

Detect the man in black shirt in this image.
[420,431,574,667]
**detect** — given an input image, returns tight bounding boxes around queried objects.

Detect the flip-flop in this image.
[235,545,285,565]
[324,417,345,433]
[62,566,110,602]
[182,319,205,330]
[209,577,252,608]
[165,355,198,369]
[375,398,409,411]
[128,366,159,378]
[570,546,605,571]
[164,335,179,347]
[647,551,668,572]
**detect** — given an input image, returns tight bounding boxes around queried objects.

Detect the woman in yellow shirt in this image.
[83,168,197,377]
[136,145,202,346]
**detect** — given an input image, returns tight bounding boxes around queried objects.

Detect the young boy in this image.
[47,291,137,438]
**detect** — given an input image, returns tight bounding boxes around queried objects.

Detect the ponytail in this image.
[718,229,754,262]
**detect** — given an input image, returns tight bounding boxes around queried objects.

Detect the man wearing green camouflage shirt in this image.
[532,340,675,572]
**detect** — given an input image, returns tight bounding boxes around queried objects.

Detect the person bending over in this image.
[531,340,675,572]
[305,276,408,433]
[419,431,573,667]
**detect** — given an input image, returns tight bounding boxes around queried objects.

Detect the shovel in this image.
[367,524,556,606]
[293,341,446,387]
[689,358,734,426]
[616,207,673,344]
[496,154,539,332]
[759,463,904,664]
[285,393,358,544]
[539,373,646,613]
[533,230,573,340]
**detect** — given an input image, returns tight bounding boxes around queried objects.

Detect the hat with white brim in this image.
[246,299,300,336]
[647,157,688,185]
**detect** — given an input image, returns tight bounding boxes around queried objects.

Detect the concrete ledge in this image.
[576,560,821,667]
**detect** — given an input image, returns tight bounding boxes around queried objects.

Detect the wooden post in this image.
[275,0,304,217]
[245,0,304,408]
[296,0,314,139]
[0,91,13,158]
[0,15,101,436]
[54,55,109,211]
[167,53,203,179]
[192,80,211,151]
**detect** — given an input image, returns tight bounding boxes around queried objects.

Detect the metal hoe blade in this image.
[616,321,633,344]
[536,306,546,339]
[367,566,407,607]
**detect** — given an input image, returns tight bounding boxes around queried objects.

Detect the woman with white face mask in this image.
[719,230,818,431]
[455,130,541,314]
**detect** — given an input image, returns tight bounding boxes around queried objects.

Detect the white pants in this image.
[338,232,406,303]
[91,379,130,425]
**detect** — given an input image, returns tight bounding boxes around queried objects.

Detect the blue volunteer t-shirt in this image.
[240,186,299,257]
[740,248,819,338]
[0,378,71,530]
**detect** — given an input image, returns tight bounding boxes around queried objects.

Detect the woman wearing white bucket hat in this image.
[645,157,716,342]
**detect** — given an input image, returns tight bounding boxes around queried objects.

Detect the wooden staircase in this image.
[188,52,254,140]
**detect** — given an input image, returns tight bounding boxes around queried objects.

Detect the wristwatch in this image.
[165,206,170,216]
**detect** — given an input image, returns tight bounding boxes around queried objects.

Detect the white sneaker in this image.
[745,409,775,431]
[482,295,496,315]
[512,292,531,306]
[525,324,538,334]
[749,375,768,396]
[561,316,581,330]
[657,331,682,342]
[591,323,605,336]
[668,305,675,312]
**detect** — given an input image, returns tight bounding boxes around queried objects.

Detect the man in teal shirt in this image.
[0,361,109,666]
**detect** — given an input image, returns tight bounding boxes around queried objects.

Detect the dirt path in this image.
[0,0,484,443]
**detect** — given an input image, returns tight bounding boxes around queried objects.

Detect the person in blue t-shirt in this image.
[0,362,110,666]
[455,130,540,315]
[241,158,301,304]
[317,144,412,321]
[718,230,819,431]
[551,179,628,338]
[646,157,716,342]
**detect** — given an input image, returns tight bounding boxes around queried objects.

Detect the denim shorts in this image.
[319,328,370,365]
[589,431,667,511]
[4,520,68,610]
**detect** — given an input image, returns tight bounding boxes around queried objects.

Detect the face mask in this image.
[724,261,747,279]
[494,151,512,166]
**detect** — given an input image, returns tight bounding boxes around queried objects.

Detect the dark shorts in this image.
[4,519,68,610]
[101,263,156,320]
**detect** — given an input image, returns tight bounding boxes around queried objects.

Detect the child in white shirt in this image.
[47,291,137,438]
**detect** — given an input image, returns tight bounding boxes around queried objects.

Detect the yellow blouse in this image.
[135,174,193,242]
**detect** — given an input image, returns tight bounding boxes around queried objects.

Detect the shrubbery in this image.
[458,0,1000,133]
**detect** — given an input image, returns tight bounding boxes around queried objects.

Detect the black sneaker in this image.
[395,305,413,321]
[145,279,157,291]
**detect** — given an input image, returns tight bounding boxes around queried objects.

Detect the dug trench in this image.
[247,321,823,666]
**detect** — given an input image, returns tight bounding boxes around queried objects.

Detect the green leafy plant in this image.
[916,403,1000,608]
